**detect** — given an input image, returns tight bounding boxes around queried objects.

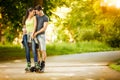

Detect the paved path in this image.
[0,51,120,80]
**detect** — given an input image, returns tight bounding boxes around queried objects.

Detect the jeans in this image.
[22,34,38,63]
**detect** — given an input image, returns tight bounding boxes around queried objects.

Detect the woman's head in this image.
[23,7,35,25]
[27,7,35,17]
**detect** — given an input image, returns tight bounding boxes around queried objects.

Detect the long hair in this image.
[23,7,34,25]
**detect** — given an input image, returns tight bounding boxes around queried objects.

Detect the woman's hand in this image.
[31,32,35,39]
[22,27,27,34]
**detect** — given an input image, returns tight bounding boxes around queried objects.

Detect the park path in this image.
[0,51,120,80]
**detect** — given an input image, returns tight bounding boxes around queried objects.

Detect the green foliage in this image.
[107,34,120,48]
[110,64,120,71]
[0,0,34,42]
[109,59,120,72]
[107,16,120,47]
[81,30,94,41]
[0,0,120,48]
[51,0,120,48]
[93,1,120,47]
[93,1,103,15]
[95,15,120,47]
[66,0,95,29]
[51,0,97,42]
[43,0,73,18]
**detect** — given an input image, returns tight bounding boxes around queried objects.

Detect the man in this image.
[34,5,49,72]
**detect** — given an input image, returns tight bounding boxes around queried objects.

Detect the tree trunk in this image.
[34,0,43,6]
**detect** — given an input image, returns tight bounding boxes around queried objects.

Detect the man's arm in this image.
[35,22,48,36]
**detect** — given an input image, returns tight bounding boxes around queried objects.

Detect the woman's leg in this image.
[32,39,40,70]
[23,34,31,71]
[32,39,38,62]
[23,34,31,63]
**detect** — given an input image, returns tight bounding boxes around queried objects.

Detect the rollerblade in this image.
[25,62,31,72]
[30,66,36,72]
[38,61,41,67]
[34,62,41,72]
[40,61,45,73]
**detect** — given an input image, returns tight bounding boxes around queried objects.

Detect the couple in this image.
[22,5,48,72]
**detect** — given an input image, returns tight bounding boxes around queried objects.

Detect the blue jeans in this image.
[22,34,38,63]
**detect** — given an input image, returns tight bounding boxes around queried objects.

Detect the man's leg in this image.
[41,50,46,61]
[40,50,47,72]
[37,49,41,63]
[37,34,46,72]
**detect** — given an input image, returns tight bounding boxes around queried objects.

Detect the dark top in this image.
[36,14,49,34]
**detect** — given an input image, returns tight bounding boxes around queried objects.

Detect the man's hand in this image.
[33,32,38,38]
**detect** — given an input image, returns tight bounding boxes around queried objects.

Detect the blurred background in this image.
[0,0,120,61]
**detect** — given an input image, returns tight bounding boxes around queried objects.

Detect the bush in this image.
[81,29,102,41]
[107,35,120,48]
[103,16,120,48]
[81,30,94,41]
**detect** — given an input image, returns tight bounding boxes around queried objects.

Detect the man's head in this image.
[35,5,43,15]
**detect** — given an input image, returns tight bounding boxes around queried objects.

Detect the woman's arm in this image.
[32,16,37,38]
[33,16,37,34]
[22,25,27,34]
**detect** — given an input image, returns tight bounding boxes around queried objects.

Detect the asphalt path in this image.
[0,51,120,80]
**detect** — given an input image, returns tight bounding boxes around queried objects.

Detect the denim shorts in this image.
[37,34,46,51]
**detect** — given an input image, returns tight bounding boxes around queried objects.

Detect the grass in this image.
[109,59,120,72]
[0,44,25,62]
[47,41,118,56]
[0,40,119,62]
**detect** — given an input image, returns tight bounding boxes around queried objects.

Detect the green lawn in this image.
[109,59,120,72]
[47,41,119,56]
[0,41,119,62]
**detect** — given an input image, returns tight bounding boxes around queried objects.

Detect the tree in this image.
[34,0,43,7]
[0,0,33,42]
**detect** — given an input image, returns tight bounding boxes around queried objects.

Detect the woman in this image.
[22,7,40,72]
